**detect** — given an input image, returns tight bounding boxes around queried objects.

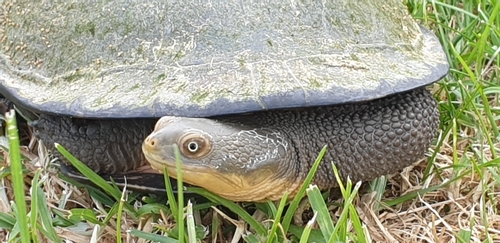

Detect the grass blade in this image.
[30,169,40,243]
[6,110,30,243]
[34,171,63,243]
[129,228,179,243]
[55,144,122,201]
[186,201,196,243]
[266,192,288,243]
[186,186,267,235]
[116,187,127,243]
[299,212,317,243]
[174,145,186,243]
[282,146,328,233]
[306,185,333,242]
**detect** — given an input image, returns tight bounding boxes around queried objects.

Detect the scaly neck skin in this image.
[222,87,439,195]
[201,127,303,201]
[222,113,338,194]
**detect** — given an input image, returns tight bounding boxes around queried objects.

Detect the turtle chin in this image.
[175,168,297,202]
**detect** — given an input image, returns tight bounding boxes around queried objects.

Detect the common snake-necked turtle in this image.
[0,0,448,201]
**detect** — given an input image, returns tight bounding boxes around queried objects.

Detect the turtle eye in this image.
[187,141,199,152]
[179,132,212,159]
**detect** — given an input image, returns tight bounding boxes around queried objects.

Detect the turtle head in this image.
[142,116,297,201]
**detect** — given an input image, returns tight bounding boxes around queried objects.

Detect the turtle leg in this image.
[31,115,156,174]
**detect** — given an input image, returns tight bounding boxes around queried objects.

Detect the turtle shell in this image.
[0,0,448,118]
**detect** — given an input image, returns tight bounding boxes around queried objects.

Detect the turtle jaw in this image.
[142,143,299,202]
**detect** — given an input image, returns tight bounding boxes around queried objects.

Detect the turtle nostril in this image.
[144,136,158,149]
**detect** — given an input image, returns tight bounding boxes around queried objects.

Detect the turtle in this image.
[0,0,448,201]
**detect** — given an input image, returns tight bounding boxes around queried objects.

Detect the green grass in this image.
[1,0,500,242]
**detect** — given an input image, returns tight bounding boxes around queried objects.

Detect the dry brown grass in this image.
[1,118,499,242]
